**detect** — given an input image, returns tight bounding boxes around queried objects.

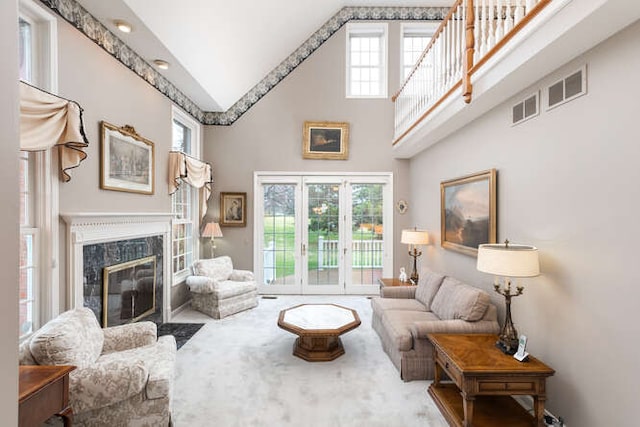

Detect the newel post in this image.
[463,0,475,103]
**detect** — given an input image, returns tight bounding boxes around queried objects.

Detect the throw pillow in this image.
[193,256,233,281]
[414,268,445,310]
[430,277,490,321]
[29,307,104,369]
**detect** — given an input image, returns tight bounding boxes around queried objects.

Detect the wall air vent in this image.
[512,92,539,126]
[547,65,587,110]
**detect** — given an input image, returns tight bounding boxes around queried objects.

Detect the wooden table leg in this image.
[58,406,73,427]
[433,360,442,387]
[533,395,546,426]
[462,393,475,427]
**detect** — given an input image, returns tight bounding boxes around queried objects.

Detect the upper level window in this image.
[401,23,437,81]
[18,0,58,338]
[171,106,201,283]
[346,23,388,98]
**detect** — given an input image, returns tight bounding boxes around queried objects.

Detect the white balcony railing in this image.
[392,0,551,145]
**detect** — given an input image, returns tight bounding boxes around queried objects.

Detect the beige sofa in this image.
[372,269,500,381]
[19,307,176,426]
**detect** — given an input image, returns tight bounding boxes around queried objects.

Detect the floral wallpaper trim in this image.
[39,1,447,126]
[39,0,205,122]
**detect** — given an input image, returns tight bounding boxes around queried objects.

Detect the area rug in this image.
[157,322,204,350]
[170,295,448,427]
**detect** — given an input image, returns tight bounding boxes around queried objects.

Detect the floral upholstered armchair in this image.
[19,307,176,427]
[186,256,258,319]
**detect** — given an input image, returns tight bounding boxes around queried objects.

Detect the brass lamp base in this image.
[495,281,523,355]
[408,248,422,284]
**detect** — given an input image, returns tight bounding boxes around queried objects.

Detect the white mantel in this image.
[61,212,173,323]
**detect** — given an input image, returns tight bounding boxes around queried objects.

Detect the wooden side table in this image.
[427,334,554,427]
[378,277,414,289]
[19,365,76,427]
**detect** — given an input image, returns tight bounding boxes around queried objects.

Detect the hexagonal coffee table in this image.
[278,303,361,362]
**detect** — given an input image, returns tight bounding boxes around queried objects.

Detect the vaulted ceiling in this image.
[75,0,453,114]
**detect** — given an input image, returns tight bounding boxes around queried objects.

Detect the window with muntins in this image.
[19,0,58,338]
[171,108,201,282]
[346,23,388,98]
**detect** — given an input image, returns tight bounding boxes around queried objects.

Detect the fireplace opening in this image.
[103,255,157,327]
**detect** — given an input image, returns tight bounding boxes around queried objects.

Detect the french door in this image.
[254,173,392,295]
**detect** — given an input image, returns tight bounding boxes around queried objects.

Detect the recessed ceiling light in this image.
[113,20,132,33]
[153,59,170,70]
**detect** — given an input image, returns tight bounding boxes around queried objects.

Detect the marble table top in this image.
[281,304,358,330]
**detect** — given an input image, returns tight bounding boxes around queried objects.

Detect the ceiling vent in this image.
[547,65,587,110]
[512,92,539,126]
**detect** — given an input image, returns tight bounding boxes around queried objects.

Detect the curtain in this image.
[19,81,89,182]
[168,151,214,219]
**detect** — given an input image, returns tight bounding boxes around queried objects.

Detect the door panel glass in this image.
[307,183,340,286]
[351,184,384,285]
[263,184,296,286]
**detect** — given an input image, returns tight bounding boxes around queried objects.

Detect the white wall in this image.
[0,0,20,423]
[410,19,640,426]
[53,18,192,309]
[205,23,413,273]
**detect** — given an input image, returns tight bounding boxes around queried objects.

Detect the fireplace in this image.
[62,213,173,323]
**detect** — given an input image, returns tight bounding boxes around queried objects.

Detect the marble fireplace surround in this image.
[61,212,173,323]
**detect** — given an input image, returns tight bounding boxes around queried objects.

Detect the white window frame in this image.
[346,22,388,99]
[19,0,59,339]
[171,105,202,284]
[400,22,439,84]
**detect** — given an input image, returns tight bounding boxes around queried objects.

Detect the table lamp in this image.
[201,222,223,258]
[401,228,429,283]
[477,240,540,354]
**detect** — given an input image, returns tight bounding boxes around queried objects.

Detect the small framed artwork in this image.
[220,192,247,227]
[440,169,497,257]
[302,121,349,160]
[100,121,154,194]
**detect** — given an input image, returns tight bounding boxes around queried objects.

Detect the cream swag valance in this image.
[19,81,89,182]
[168,151,214,219]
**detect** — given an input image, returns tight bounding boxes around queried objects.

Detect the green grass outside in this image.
[263,216,381,279]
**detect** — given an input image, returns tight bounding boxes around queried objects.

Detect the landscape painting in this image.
[440,169,496,256]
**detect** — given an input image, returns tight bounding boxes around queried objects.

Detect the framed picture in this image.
[220,192,247,227]
[302,121,349,160]
[440,169,497,257]
[100,121,154,194]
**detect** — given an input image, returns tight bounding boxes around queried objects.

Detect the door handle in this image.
[302,243,306,256]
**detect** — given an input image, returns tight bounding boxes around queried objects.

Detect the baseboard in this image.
[170,300,192,318]
[513,395,566,426]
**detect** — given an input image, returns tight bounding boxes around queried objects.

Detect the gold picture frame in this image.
[440,169,497,257]
[220,192,247,227]
[100,121,155,194]
[302,121,349,160]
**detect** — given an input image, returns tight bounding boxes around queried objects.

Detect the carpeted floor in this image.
[157,322,204,350]
[170,295,448,427]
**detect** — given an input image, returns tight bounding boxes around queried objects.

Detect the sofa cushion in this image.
[371,297,427,318]
[192,256,233,281]
[430,277,490,321]
[29,308,104,369]
[380,310,440,351]
[213,280,258,299]
[414,268,445,310]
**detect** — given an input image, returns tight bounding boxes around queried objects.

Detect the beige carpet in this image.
[171,295,448,427]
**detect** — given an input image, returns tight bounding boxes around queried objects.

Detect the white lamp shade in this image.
[477,243,539,277]
[202,222,223,238]
[401,229,429,245]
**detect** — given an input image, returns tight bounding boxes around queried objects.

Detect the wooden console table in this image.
[427,334,554,427]
[19,365,75,427]
[378,277,414,289]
